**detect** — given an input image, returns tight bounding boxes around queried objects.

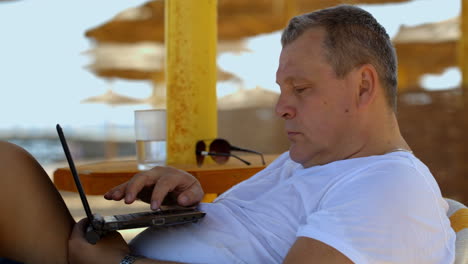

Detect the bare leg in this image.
[0,141,75,264]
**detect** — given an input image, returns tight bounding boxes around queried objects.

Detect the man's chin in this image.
[288,147,323,168]
[288,147,309,165]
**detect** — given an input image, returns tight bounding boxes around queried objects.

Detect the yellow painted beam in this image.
[165,0,218,165]
[397,66,410,92]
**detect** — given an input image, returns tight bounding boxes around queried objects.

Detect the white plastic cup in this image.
[134,109,166,170]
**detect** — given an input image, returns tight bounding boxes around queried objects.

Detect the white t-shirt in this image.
[130,151,455,263]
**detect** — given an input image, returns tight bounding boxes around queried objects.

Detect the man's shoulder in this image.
[297,152,454,264]
[327,152,430,183]
[312,152,445,216]
[295,152,441,209]
[335,152,434,192]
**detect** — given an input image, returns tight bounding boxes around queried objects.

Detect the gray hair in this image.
[281,5,398,111]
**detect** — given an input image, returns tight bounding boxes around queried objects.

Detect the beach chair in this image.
[446,198,468,264]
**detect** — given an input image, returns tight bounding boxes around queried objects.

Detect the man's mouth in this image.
[287,131,301,137]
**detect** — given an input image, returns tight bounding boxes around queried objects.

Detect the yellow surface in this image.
[165,0,218,165]
[450,208,468,233]
[201,193,218,203]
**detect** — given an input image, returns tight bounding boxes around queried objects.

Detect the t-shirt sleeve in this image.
[296,161,454,264]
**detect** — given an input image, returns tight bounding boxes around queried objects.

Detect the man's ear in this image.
[355,64,378,109]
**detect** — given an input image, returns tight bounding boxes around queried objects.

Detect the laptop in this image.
[56,124,206,244]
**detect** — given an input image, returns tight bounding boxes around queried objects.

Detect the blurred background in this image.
[0,0,466,203]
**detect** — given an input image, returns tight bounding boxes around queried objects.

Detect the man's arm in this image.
[69,166,205,264]
[283,237,353,264]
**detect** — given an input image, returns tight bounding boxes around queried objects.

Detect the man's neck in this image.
[353,110,410,159]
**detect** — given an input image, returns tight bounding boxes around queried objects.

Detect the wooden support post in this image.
[165,0,218,165]
[459,0,468,101]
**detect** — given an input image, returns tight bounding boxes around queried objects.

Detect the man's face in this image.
[276,27,360,167]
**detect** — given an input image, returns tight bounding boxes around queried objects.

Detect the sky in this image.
[0,0,462,133]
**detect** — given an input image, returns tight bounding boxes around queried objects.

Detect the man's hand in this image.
[68,219,130,264]
[104,166,204,210]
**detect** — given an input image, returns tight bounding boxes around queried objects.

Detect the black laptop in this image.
[56,124,206,244]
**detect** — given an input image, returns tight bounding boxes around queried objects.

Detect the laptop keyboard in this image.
[114,209,194,221]
[114,212,156,221]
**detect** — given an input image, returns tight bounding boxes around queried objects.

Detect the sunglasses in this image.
[195,139,266,167]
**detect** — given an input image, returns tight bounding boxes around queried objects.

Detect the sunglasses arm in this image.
[229,153,251,166]
[230,146,265,165]
[199,151,251,166]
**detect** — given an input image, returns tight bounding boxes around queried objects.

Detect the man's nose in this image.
[275,94,295,120]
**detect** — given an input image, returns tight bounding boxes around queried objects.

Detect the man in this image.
[0,4,455,264]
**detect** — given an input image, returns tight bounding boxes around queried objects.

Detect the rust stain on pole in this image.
[165,0,218,165]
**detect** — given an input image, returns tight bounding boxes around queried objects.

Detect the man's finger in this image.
[125,171,159,204]
[150,178,175,210]
[177,182,205,206]
[136,185,155,204]
[104,183,127,201]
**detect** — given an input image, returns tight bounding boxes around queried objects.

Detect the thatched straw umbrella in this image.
[393,17,459,91]
[85,0,410,43]
[217,86,279,110]
[81,89,146,106]
[84,42,243,82]
[83,41,243,107]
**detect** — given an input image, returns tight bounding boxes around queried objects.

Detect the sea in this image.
[0,126,136,166]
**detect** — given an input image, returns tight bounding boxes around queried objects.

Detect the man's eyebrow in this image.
[277,76,314,86]
[276,76,293,85]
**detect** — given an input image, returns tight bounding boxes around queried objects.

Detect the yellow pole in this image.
[165,0,218,165]
[459,0,468,95]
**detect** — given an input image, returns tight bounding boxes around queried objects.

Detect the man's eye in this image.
[294,87,307,94]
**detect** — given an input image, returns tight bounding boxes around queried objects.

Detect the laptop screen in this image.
[56,124,94,222]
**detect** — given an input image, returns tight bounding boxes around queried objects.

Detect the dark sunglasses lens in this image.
[209,139,230,164]
[195,141,206,166]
